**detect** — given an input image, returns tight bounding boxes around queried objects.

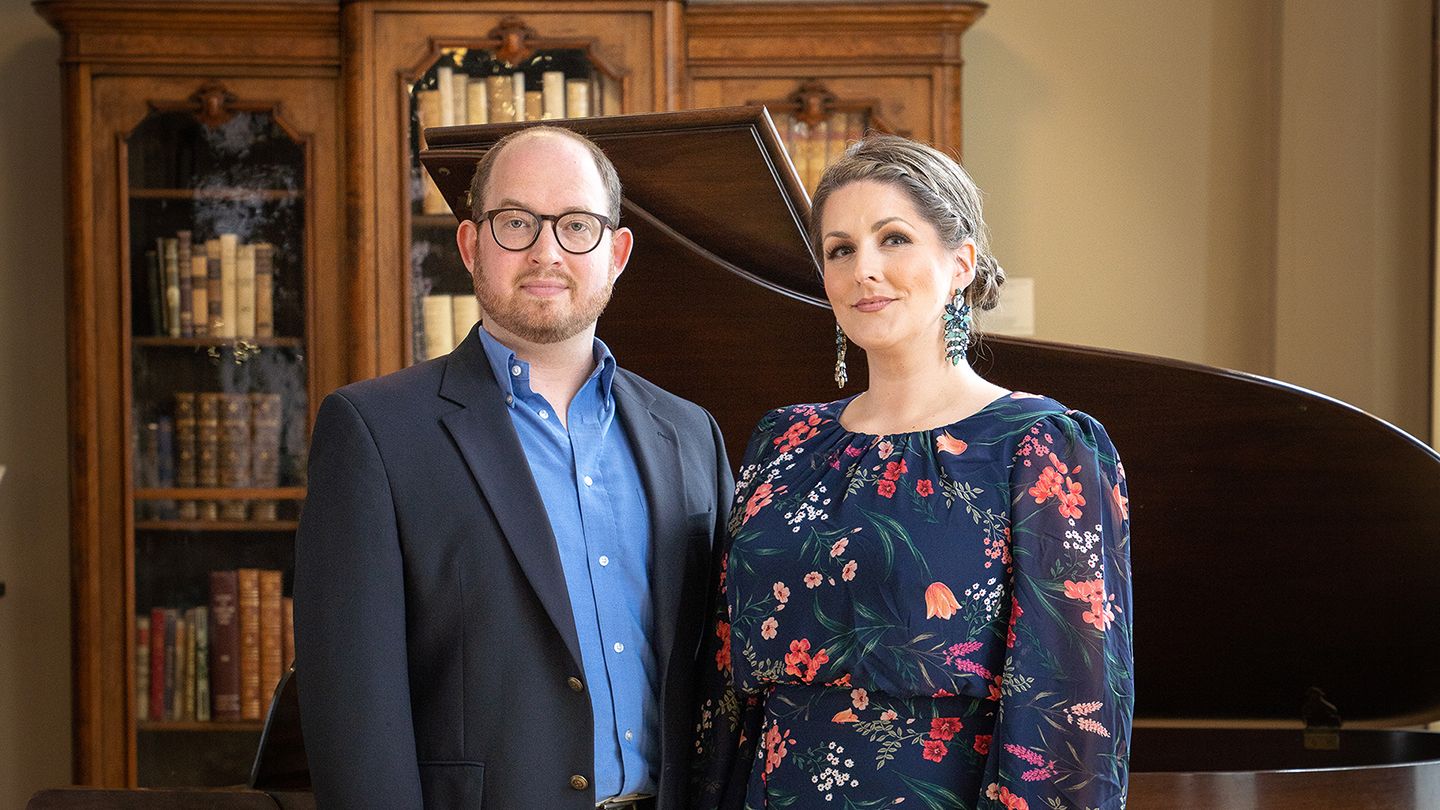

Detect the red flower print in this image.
[842,560,858,581]
[922,739,949,763]
[987,674,1003,702]
[831,708,859,723]
[804,571,823,589]
[995,785,1030,810]
[1057,476,1086,520]
[973,734,992,755]
[916,479,934,496]
[784,639,829,683]
[762,722,795,778]
[760,616,778,640]
[883,460,907,481]
[1006,596,1023,648]
[876,479,897,498]
[830,538,849,557]
[881,709,898,721]
[924,582,961,620]
[744,482,787,524]
[929,717,963,741]
[936,431,968,455]
[1064,578,1114,631]
[772,581,790,605]
[714,620,731,672]
[1113,482,1129,519]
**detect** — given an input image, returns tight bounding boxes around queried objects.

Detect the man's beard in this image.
[471,262,616,345]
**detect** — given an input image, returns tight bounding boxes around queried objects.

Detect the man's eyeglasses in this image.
[479,207,616,255]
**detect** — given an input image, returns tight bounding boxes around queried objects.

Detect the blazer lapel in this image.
[438,330,583,672]
[612,372,689,686]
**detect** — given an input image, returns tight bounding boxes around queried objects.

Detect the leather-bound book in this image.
[524,90,543,123]
[236,243,256,339]
[237,568,262,720]
[486,75,514,123]
[174,392,197,520]
[176,230,193,337]
[196,393,221,521]
[249,393,282,521]
[254,242,274,339]
[415,89,448,215]
[193,604,210,722]
[164,609,179,721]
[148,607,165,721]
[135,614,150,721]
[565,78,590,118]
[205,239,223,335]
[542,71,565,120]
[162,238,181,338]
[218,393,251,521]
[465,78,488,125]
[208,570,242,721]
[190,254,209,338]
[179,610,195,720]
[144,249,163,336]
[219,233,239,339]
[259,569,283,704]
[421,294,454,361]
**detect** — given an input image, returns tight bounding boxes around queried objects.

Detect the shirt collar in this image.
[477,323,617,406]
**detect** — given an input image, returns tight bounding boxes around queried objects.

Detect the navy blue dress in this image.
[692,393,1133,810]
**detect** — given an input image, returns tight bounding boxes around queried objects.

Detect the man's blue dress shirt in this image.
[477,325,657,800]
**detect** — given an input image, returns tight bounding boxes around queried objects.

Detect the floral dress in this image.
[692,393,1133,810]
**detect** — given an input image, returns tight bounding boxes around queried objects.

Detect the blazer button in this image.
[569,774,589,791]
[567,677,584,692]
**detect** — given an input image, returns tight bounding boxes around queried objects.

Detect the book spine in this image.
[209,570,241,721]
[174,393,197,520]
[145,249,163,336]
[565,79,590,119]
[486,75,514,123]
[206,239,223,335]
[236,243,256,339]
[436,66,456,127]
[254,243,274,339]
[542,71,565,120]
[259,569,283,706]
[196,393,222,521]
[249,393,282,521]
[219,233,239,339]
[136,615,150,721]
[193,605,210,722]
[219,394,252,521]
[237,568,262,720]
[415,89,449,215]
[451,295,479,350]
[524,90,543,123]
[190,255,209,338]
[163,238,181,338]
[149,607,165,721]
[511,72,526,122]
[181,610,196,720]
[421,294,455,361]
[281,596,295,672]
[465,78,489,125]
[177,231,194,337]
[164,609,178,721]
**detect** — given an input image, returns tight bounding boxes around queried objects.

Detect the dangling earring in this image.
[834,323,849,388]
[942,288,973,365]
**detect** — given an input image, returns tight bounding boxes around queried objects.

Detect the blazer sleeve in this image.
[294,391,424,810]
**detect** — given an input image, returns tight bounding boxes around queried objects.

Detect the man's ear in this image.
[609,226,635,280]
[456,219,480,276]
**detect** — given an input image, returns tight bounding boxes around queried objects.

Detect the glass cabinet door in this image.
[123,82,310,787]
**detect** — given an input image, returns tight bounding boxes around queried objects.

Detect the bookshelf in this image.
[38,0,986,790]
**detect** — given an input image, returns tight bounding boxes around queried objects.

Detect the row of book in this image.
[418,294,481,362]
[779,111,869,194]
[136,392,286,522]
[415,68,599,216]
[136,569,294,723]
[143,230,279,340]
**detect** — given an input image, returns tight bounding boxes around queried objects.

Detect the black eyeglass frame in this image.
[478,207,617,255]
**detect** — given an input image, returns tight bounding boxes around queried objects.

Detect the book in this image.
[542,71,565,120]
[174,393,197,520]
[415,89,449,215]
[524,90,543,123]
[451,295,479,349]
[144,249,163,336]
[163,609,178,721]
[254,242,274,338]
[149,607,165,721]
[421,294,455,361]
[237,568,262,720]
[436,66,456,126]
[196,393,222,521]
[176,231,194,337]
[180,610,194,720]
[566,79,590,119]
[281,596,295,672]
[136,615,150,721]
[259,569,283,706]
[193,605,210,722]
[465,78,489,125]
[209,570,241,721]
[162,238,181,338]
[249,393,282,521]
[190,255,209,338]
[138,420,160,490]
[486,75,514,123]
[219,233,239,339]
[206,239,223,335]
[236,243,256,339]
[219,394,252,520]
[511,72,526,122]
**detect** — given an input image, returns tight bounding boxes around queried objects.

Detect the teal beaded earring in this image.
[942,288,973,365]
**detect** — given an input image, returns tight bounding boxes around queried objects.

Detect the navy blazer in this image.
[294,328,732,809]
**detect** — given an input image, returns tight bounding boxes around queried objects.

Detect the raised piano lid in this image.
[421,107,1440,728]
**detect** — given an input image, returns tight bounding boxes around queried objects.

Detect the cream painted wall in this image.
[966,0,1433,439]
[0,1,1432,804]
[0,4,72,808]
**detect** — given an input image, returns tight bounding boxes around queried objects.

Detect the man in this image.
[294,126,732,810]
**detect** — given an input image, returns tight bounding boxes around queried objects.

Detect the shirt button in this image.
[567,676,584,692]
[511,365,521,377]
[598,555,609,567]
[569,774,588,791]
[539,409,549,420]
[613,642,624,654]
[583,475,594,487]
[504,394,514,406]
[625,729,634,741]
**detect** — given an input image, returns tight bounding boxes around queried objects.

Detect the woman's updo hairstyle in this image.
[808,134,1005,312]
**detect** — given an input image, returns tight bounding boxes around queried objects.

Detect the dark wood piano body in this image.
[34,107,1439,809]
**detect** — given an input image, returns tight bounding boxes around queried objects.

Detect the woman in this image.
[692,135,1133,810]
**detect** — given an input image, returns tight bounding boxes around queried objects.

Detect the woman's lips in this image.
[854,297,894,313]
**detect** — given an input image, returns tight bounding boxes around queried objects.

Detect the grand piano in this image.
[30,107,1440,809]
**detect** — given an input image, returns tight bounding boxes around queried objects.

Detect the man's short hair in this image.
[466,126,622,224]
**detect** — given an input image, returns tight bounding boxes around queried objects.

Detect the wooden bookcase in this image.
[37,0,986,789]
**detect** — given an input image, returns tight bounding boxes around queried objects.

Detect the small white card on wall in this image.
[984,277,1035,337]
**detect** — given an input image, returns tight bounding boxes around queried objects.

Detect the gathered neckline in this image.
[828,391,1015,439]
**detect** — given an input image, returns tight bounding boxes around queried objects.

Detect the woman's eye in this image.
[825,244,853,261]
[882,232,911,246]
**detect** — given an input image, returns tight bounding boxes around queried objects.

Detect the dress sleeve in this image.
[690,413,781,809]
[979,411,1134,810]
